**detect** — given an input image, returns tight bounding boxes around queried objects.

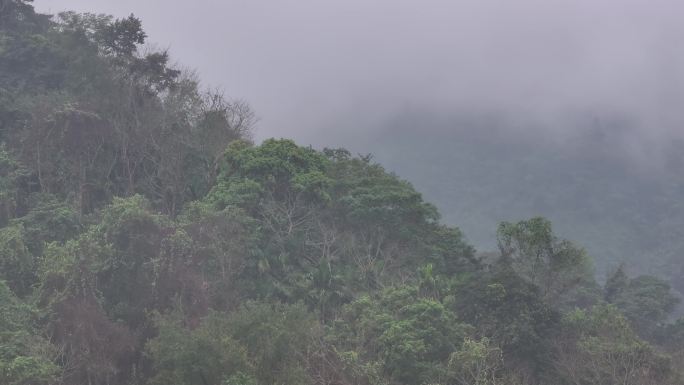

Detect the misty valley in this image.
[1,1,684,385]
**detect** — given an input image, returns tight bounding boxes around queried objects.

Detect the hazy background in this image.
[33,1,684,279]
[34,0,684,148]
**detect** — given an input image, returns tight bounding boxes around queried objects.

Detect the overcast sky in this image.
[34,0,684,150]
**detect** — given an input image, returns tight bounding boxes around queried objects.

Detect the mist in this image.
[34,0,684,155]
[7,1,684,380]
[30,0,684,277]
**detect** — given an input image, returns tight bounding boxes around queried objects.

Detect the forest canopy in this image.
[0,2,683,384]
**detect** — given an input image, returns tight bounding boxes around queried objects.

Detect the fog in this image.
[34,0,684,155]
[8,2,684,378]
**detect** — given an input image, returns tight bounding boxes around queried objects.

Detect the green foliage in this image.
[332,285,470,384]
[0,224,33,295]
[226,301,315,385]
[2,7,252,216]
[0,3,682,385]
[223,372,258,385]
[146,311,251,385]
[604,264,629,303]
[339,172,437,236]
[17,193,79,255]
[497,217,595,307]
[605,270,680,335]
[449,267,559,376]
[214,138,331,205]
[0,280,58,385]
[204,139,475,303]
[90,196,165,325]
[179,205,260,310]
[326,151,438,239]
[425,224,478,276]
[95,14,146,57]
[147,302,315,385]
[206,178,262,211]
[447,337,503,385]
[555,305,676,385]
[0,146,30,226]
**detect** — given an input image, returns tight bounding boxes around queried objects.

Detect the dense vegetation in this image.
[371,112,684,292]
[1,1,683,384]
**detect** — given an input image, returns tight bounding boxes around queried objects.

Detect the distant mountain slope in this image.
[370,111,684,290]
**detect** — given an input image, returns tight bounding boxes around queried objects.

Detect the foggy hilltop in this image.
[35,0,684,278]
[3,1,684,384]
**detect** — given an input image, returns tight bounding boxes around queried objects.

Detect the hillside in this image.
[371,111,684,288]
[1,2,684,385]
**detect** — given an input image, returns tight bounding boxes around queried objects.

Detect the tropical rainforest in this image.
[1,1,683,384]
[370,111,684,288]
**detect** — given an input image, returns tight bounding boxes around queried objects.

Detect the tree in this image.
[0,225,33,296]
[180,204,259,311]
[0,147,30,226]
[604,264,629,303]
[497,217,595,306]
[4,3,684,385]
[17,192,80,257]
[331,285,470,384]
[94,14,146,57]
[38,233,136,385]
[447,337,504,385]
[0,280,58,385]
[91,195,166,328]
[605,270,680,335]
[553,305,676,385]
[146,302,315,385]
[145,311,251,385]
[449,267,559,380]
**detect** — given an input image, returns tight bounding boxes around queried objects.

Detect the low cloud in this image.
[34,0,684,158]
